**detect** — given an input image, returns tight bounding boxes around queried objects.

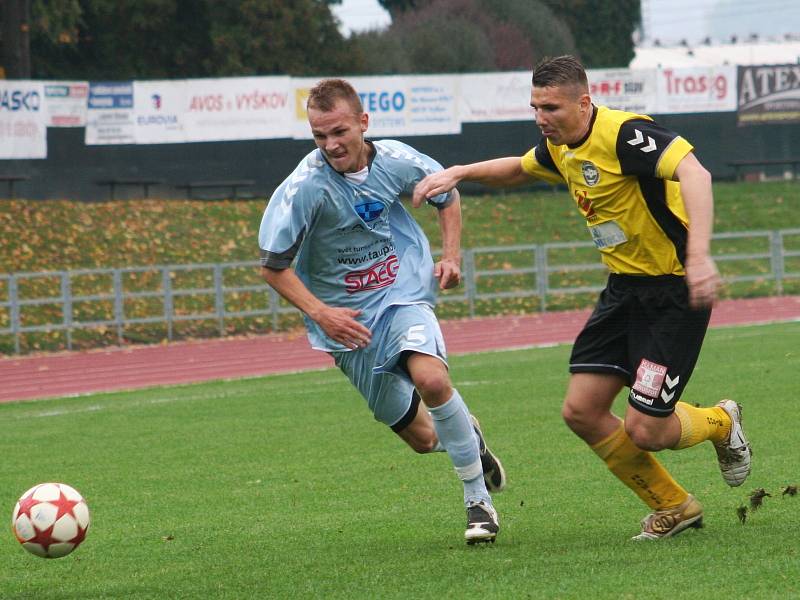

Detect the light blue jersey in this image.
[259,139,453,352]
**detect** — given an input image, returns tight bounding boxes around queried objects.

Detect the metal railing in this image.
[2,228,799,354]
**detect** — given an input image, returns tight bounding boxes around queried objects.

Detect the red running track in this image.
[1,295,799,403]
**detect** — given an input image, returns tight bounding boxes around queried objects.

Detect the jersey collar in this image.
[324,139,377,177]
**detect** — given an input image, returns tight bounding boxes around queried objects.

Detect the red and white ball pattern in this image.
[11,483,90,558]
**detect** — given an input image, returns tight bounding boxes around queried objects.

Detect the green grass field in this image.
[1,321,798,599]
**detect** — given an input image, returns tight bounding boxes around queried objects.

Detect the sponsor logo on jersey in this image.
[337,242,395,265]
[589,221,627,249]
[574,189,596,220]
[355,200,385,222]
[632,358,667,397]
[335,223,367,236]
[344,254,399,293]
[581,161,600,186]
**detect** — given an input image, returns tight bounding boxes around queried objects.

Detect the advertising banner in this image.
[459,72,533,123]
[0,80,47,159]
[292,77,316,139]
[85,81,136,145]
[44,81,88,127]
[655,66,737,114]
[737,64,800,126]
[292,75,460,139]
[133,80,187,144]
[587,68,658,114]
[182,77,292,142]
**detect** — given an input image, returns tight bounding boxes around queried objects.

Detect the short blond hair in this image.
[307,79,363,115]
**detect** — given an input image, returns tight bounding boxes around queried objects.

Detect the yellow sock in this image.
[672,402,731,449]
[591,422,688,510]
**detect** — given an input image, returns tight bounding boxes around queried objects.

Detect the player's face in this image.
[530,84,591,146]
[308,99,369,173]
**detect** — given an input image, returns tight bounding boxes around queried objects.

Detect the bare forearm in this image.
[675,155,714,258]
[674,152,720,307]
[261,266,326,321]
[262,266,371,348]
[438,190,462,263]
[413,156,533,207]
[450,157,532,188]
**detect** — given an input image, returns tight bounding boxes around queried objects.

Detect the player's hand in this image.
[435,257,461,290]
[315,306,372,349]
[412,167,462,208]
[685,254,721,309]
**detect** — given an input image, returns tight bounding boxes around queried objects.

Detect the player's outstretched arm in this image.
[674,152,721,309]
[434,189,462,290]
[261,266,371,349]
[412,157,535,208]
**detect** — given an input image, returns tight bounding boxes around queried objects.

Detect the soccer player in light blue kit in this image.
[258,79,505,544]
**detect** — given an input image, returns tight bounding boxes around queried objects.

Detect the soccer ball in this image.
[11,483,90,558]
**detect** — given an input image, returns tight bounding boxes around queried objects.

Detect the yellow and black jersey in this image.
[521,105,694,276]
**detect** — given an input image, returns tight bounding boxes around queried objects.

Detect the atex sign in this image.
[737,64,800,126]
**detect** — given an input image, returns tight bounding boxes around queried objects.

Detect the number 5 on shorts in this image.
[405,324,427,346]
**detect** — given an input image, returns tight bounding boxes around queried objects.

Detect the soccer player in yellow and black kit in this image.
[412,55,752,540]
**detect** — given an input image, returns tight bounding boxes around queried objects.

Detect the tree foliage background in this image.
[541,0,641,68]
[25,0,354,79]
[1,0,637,79]
[354,0,578,74]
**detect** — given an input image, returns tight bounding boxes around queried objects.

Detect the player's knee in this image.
[562,401,590,434]
[413,373,452,405]
[400,426,438,453]
[624,421,666,452]
[409,435,437,454]
[561,403,577,429]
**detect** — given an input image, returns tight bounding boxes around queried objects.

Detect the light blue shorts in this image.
[332,303,448,428]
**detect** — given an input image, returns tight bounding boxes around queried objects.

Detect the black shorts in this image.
[569,274,712,417]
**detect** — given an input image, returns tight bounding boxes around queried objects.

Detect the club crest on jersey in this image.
[355,200,385,222]
[581,161,600,186]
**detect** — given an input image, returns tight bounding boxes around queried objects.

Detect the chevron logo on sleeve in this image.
[660,374,680,404]
[626,129,657,153]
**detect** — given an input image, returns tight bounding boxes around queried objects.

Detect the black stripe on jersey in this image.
[534,140,560,176]
[637,176,687,266]
[616,119,680,177]
[260,225,307,269]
